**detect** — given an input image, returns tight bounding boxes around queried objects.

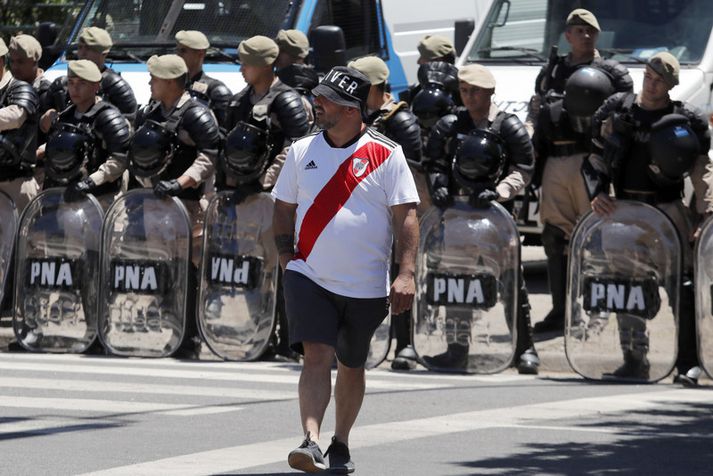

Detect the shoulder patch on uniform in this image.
[191,81,209,95]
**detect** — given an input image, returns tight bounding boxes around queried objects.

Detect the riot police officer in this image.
[274,29,319,104]
[224,35,311,191]
[175,30,232,129]
[8,35,51,113]
[583,52,713,385]
[424,64,539,374]
[43,60,131,210]
[42,26,137,131]
[531,9,633,336]
[0,37,40,213]
[348,55,423,370]
[9,34,53,189]
[399,34,458,105]
[129,54,220,358]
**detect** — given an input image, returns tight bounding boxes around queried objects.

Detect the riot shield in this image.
[695,214,713,379]
[413,198,519,374]
[365,313,390,370]
[566,201,680,382]
[198,192,277,361]
[13,189,103,352]
[0,191,17,310]
[98,189,191,357]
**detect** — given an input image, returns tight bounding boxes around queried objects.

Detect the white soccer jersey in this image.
[272,128,420,298]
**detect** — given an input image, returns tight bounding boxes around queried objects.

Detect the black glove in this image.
[64,177,96,202]
[431,187,452,209]
[469,188,499,208]
[428,172,452,209]
[154,179,182,198]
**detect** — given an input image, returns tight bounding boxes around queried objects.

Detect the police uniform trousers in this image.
[657,199,697,372]
[0,176,40,214]
[539,153,592,239]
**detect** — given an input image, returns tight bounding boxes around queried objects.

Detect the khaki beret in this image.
[147,54,188,79]
[348,56,389,85]
[175,30,210,50]
[566,9,601,32]
[68,59,102,82]
[9,34,42,61]
[79,27,113,53]
[0,38,8,57]
[458,64,496,89]
[275,29,309,59]
[648,51,680,88]
[239,35,279,66]
[417,35,454,61]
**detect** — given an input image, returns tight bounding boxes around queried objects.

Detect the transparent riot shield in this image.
[365,313,390,370]
[0,191,17,309]
[198,192,277,361]
[13,189,103,352]
[695,214,713,379]
[414,198,519,374]
[99,189,191,357]
[567,201,680,382]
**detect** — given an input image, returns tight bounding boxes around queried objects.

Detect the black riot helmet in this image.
[564,66,614,133]
[452,129,507,192]
[44,123,92,181]
[129,120,175,178]
[647,113,700,186]
[222,121,270,184]
[411,87,455,129]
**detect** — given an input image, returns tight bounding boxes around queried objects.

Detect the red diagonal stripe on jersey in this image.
[294,140,391,261]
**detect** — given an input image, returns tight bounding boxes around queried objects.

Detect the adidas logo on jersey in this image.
[305,160,318,170]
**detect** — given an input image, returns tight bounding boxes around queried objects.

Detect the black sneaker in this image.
[288,432,327,473]
[324,436,355,474]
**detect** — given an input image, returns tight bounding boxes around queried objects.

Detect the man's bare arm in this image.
[390,202,418,314]
[273,198,298,271]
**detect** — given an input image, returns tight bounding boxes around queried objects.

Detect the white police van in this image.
[43,0,492,106]
[458,0,713,236]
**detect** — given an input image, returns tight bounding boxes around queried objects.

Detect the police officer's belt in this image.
[550,141,586,157]
[620,188,681,205]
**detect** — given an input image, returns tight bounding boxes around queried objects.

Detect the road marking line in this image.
[0,362,446,391]
[0,396,243,417]
[0,353,531,383]
[0,377,296,401]
[79,389,710,476]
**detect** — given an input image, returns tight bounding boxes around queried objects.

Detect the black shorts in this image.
[282,270,389,368]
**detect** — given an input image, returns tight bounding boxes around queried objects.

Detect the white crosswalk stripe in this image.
[0,352,519,436]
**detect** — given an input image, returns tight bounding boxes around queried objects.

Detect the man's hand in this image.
[389,272,415,315]
[591,192,616,216]
[154,179,183,197]
[40,109,57,134]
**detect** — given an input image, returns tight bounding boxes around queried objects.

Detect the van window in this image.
[311,0,383,60]
[468,0,713,65]
[67,0,293,57]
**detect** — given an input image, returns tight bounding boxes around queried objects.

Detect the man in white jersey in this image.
[273,66,419,474]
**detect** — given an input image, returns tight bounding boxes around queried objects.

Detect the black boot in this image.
[515,271,539,374]
[391,310,416,370]
[604,351,650,380]
[422,343,469,370]
[534,224,568,334]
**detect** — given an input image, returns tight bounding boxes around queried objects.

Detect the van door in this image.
[310,0,388,60]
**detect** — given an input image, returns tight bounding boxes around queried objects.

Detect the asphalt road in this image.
[1,249,712,475]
